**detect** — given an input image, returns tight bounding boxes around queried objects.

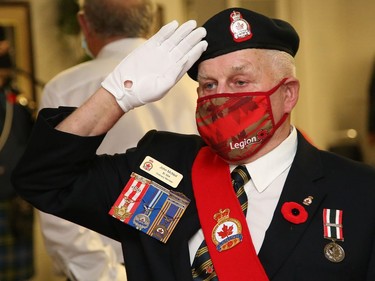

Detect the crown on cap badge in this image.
[229,10,252,43]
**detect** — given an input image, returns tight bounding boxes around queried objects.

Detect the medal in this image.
[133,213,151,230]
[324,241,345,262]
[148,190,190,242]
[109,172,190,243]
[323,209,345,262]
[132,187,165,230]
[113,205,132,220]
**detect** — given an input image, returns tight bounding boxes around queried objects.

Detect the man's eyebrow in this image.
[231,63,253,73]
[197,73,210,82]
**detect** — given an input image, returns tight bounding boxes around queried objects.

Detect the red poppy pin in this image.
[281,202,308,224]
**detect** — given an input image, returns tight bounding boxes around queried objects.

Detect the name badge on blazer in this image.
[140,156,183,188]
[108,172,190,243]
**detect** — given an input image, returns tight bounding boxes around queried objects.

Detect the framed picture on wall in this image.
[0,1,36,103]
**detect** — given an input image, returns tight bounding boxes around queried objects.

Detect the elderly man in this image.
[12,8,375,281]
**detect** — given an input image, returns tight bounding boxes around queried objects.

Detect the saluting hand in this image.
[101,20,207,112]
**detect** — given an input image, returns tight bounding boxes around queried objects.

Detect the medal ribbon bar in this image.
[109,172,190,243]
[323,208,344,241]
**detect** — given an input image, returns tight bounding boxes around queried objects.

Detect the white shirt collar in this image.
[241,126,298,193]
[97,38,146,60]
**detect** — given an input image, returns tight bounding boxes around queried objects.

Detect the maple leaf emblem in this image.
[218,224,234,239]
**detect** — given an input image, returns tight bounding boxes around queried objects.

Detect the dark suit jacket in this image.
[12,108,375,281]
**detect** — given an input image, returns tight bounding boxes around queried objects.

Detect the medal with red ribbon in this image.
[322,208,345,262]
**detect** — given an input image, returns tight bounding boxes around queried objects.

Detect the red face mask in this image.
[196,78,288,163]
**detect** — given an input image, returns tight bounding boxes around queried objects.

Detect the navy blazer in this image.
[12,108,375,281]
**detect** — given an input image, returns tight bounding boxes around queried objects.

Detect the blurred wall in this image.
[286,0,375,164]
[30,0,84,105]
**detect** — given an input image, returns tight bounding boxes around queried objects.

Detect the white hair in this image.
[264,49,296,82]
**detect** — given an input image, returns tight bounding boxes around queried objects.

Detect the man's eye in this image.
[236,80,247,86]
[204,83,216,90]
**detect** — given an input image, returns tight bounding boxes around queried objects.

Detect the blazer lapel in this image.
[258,132,327,279]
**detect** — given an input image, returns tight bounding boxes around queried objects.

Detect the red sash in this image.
[192,146,269,281]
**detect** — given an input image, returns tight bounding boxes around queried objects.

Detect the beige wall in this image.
[30,0,84,105]
[288,0,375,161]
[23,0,375,280]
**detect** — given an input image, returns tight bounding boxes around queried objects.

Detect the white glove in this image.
[101,20,207,112]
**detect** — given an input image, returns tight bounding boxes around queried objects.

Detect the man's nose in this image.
[216,82,229,94]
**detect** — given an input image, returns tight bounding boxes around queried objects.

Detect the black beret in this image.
[187,7,299,80]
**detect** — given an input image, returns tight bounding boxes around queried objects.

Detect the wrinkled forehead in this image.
[197,48,270,82]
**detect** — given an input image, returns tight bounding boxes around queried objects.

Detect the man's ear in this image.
[77,11,89,37]
[283,78,299,113]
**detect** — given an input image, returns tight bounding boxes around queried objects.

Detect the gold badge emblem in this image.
[113,197,134,221]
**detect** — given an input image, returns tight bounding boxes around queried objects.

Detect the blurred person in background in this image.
[0,25,34,281]
[38,0,199,280]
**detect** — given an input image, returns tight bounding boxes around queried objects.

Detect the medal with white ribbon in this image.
[323,208,345,262]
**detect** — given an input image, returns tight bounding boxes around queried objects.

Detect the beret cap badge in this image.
[230,10,252,43]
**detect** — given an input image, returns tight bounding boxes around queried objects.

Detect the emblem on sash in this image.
[323,208,345,262]
[109,172,190,243]
[212,209,243,252]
